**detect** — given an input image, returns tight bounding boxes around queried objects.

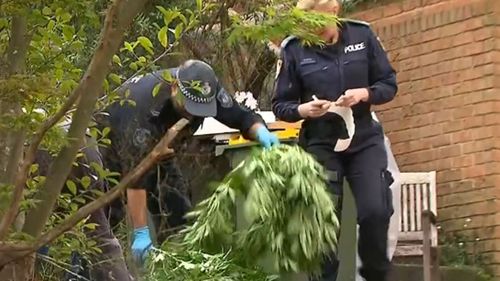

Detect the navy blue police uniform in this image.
[272,19,398,281]
[97,68,263,242]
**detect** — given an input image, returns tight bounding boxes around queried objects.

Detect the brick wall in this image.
[353,0,500,275]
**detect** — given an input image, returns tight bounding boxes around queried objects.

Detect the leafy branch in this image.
[181,145,340,275]
[0,118,190,267]
[227,7,340,47]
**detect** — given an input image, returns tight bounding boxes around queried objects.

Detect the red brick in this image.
[469,76,496,91]
[451,30,475,46]
[435,157,453,170]
[440,187,500,208]
[462,164,489,178]
[429,109,452,123]
[439,198,500,221]
[474,151,499,164]
[461,115,484,129]
[484,113,500,126]
[473,27,494,41]
[399,57,420,71]
[383,2,403,17]
[443,120,465,134]
[471,0,490,16]
[474,101,500,115]
[402,0,423,11]
[437,168,464,184]
[429,133,451,147]
[462,139,497,154]
[419,123,443,138]
[355,7,384,22]
[452,105,474,119]
[475,175,500,189]
[437,144,462,159]
[471,52,498,66]
[353,0,500,266]
[439,17,484,37]
[451,154,474,168]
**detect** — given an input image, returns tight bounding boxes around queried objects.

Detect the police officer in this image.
[272,0,397,280]
[34,138,132,281]
[97,59,280,264]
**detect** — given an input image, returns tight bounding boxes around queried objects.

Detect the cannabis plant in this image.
[182,145,340,275]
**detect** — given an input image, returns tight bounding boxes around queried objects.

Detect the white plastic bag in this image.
[355,113,401,280]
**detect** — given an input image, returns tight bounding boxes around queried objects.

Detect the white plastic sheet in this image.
[355,113,401,280]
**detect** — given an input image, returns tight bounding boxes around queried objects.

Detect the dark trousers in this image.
[107,158,192,246]
[34,146,132,281]
[306,141,394,281]
[143,159,192,243]
[84,206,132,281]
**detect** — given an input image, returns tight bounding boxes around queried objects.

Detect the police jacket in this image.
[272,19,397,152]
[97,68,264,184]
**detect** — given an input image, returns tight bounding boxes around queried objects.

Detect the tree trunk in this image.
[0,15,29,185]
[21,0,149,239]
[0,254,35,281]
[0,119,189,268]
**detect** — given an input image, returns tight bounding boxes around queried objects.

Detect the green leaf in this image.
[30,164,39,175]
[156,6,169,16]
[102,79,110,92]
[196,0,203,11]
[123,41,134,53]
[112,55,122,66]
[80,176,91,189]
[174,23,184,39]
[109,73,121,84]
[158,7,179,27]
[42,7,52,16]
[62,25,75,41]
[47,20,55,30]
[138,36,154,55]
[102,127,111,137]
[138,36,153,48]
[178,14,187,25]
[70,203,78,211]
[70,40,84,51]
[129,62,138,71]
[60,12,72,23]
[158,26,168,48]
[152,83,161,97]
[162,70,173,82]
[66,180,77,195]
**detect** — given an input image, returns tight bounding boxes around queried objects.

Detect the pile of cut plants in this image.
[145,145,340,281]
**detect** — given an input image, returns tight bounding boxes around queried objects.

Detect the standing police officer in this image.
[97,59,279,264]
[272,0,398,280]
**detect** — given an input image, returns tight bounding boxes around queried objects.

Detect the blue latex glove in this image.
[256,126,280,149]
[131,226,153,264]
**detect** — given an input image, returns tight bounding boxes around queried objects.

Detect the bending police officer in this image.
[272,0,398,280]
[97,59,280,264]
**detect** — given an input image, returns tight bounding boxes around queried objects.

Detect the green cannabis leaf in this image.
[181,145,340,275]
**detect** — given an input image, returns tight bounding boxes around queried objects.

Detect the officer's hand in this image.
[131,226,153,265]
[256,126,280,149]
[335,88,369,107]
[298,100,330,118]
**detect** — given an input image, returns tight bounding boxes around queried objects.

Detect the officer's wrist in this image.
[361,88,370,102]
[134,226,150,234]
[363,88,372,103]
[297,104,308,118]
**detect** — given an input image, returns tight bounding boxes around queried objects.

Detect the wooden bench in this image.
[396,171,440,281]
